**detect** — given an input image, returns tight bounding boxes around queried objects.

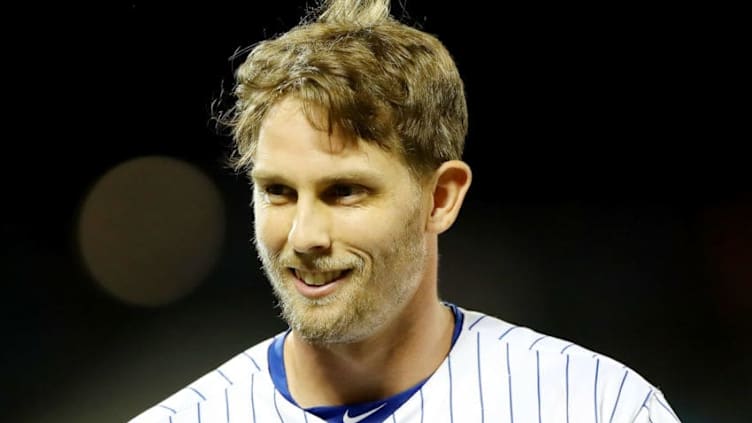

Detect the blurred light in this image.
[77,155,225,307]
[700,201,752,317]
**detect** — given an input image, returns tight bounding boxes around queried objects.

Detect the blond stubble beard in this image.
[255,201,427,345]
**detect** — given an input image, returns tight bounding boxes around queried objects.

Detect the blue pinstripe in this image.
[190,387,206,401]
[468,315,486,331]
[536,351,542,423]
[565,355,570,423]
[498,326,519,341]
[251,373,256,423]
[560,343,574,354]
[640,389,653,409]
[197,402,202,423]
[506,342,514,423]
[225,388,230,422]
[476,332,484,423]
[273,388,284,422]
[243,352,261,371]
[448,354,454,422]
[529,335,547,350]
[217,369,233,385]
[159,404,176,414]
[609,371,629,423]
[594,359,601,423]
[419,389,424,423]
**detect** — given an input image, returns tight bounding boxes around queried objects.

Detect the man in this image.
[130,0,681,421]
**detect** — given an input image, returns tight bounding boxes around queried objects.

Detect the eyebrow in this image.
[250,169,383,187]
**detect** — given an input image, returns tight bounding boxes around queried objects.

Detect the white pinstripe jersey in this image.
[129,306,681,422]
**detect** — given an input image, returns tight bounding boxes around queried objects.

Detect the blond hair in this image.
[223,0,467,178]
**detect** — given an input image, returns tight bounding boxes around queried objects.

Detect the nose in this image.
[288,199,332,254]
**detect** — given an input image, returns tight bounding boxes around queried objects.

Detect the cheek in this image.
[254,207,291,251]
[338,207,410,247]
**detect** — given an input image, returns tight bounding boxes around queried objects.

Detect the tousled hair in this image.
[220,0,467,179]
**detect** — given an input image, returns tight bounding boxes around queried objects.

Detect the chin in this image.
[289,301,388,345]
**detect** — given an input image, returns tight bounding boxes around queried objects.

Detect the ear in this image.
[426,160,472,234]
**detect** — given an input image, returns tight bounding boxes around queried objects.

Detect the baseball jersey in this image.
[129,305,681,422]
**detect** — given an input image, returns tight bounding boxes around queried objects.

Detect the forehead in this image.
[253,97,411,181]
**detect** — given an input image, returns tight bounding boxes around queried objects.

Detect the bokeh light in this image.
[77,155,225,307]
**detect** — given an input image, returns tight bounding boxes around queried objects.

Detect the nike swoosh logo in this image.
[342,403,387,423]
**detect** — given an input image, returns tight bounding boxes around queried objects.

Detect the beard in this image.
[255,204,427,345]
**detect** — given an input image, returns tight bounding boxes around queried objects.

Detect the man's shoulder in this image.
[462,307,612,357]
[457,306,653,384]
[127,334,279,423]
[452,307,680,421]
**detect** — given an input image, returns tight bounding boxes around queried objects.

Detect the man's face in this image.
[251,97,429,344]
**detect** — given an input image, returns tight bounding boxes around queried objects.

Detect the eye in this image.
[326,184,367,204]
[331,184,356,197]
[266,184,289,196]
[259,184,295,204]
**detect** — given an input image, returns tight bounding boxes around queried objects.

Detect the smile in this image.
[291,268,351,286]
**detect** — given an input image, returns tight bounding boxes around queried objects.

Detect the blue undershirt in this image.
[267,303,464,423]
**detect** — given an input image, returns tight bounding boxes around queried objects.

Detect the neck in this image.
[284,250,454,408]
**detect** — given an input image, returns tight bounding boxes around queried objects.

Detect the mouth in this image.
[290,268,352,286]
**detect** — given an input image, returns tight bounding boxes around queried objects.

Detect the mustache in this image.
[268,250,364,272]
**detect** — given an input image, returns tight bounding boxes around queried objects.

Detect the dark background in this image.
[4,1,749,422]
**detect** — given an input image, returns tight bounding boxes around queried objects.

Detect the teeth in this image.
[294,269,345,286]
